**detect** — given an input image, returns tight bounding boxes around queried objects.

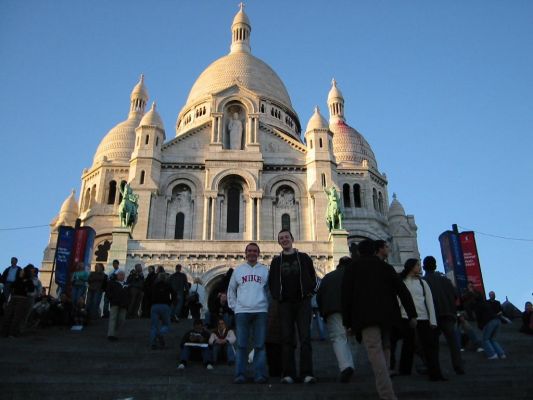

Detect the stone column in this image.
[256,197,262,240]
[107,227,132,271]
[329,228,349,273]
[202,196,209,240]
[209,195,216,240]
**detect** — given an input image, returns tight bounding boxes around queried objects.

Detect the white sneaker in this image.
[460,348,465,352]
[487,355,498,360]
[476,347,485,352]
[177,363,185,370]
[304,376,317,384]
[499,354,507,359]
[206,364,214,370]
[281,376,294,384]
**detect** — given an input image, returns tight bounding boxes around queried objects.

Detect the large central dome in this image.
[181,4,294,115]
[184,52,293,110]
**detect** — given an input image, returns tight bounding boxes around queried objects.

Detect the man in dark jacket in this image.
[1,257,22,303]
[269,229,318,384]
[317,256,354,382]
[341,240,416,400]
[126,264,144,318]
[150,272,173,349]
[423,256,464,375]
[169,264,188,322]
[106,270,129,341]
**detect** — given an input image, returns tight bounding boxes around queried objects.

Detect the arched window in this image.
[107,181,116,204]
[321,173,327,188]
[378,192,384,214]
[84,188,91,211]
[343,184,351,208]
[227,186,240,233]
[353,184,361,208]
[90,185,96,206]
[175,212,185,239]
[140,170,145,185]
[118,180,127,203]
[281,213,291,231]
[372,188,378,211]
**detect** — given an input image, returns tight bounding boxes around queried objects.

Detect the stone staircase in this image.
[0,317,531,400]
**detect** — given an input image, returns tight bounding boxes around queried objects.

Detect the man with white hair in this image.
[107,269,129,341]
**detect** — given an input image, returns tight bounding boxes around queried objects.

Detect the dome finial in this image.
[129,74,149,118]
[393,192,397,200]
[230,2,251,54]
[332,78,337,87]
[151,101,157,111]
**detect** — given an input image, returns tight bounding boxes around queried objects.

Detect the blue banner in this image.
[54,226,76,286]
[438,230,468,294]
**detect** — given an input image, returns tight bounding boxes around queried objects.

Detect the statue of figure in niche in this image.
[277,188,295,209]
[227,112,243,150]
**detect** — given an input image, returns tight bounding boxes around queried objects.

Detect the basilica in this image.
[42,5,419,290]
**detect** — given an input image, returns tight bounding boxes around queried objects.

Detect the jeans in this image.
[213,342,236,364]
[86,289,103,319]
[180,345,212,365]
[172,292,185,319]
[326,313,354,372]
[150,304,171,345]
[482,318,505,357]
[279,298,313,378]
[71,285,87,306]
[311,308,326,340]
[235,312,268,380]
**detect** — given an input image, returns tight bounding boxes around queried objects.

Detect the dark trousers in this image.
[279,297,313,378]
[399,319,443,380]
[128,288,143,318]
[2,296,31,337]
[437,316,463,371]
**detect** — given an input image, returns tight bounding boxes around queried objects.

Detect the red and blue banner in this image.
[459,231,485,298]
[70,227,96,272]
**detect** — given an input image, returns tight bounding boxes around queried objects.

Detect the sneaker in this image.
[177,363,186,370]
[255,376,268,384]
[499,354,507,359]
[157,335,165,348]
[206,364,214,370]
[487,355,498,360]
[233,375,246,384]
[281,376,294,384]
[340,367,354,383]
[460,348,465,352]
[304,375,317,384]
[476,347,484,352]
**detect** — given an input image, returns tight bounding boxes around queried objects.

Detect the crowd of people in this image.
[1,233,531,399]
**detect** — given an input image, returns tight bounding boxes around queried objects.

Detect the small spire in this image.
[139,73,144,82]
[239,2,245,11]
[314,105,319,113]
[151,101,157,111]
[332,78,337,87]
[393,193,397,200]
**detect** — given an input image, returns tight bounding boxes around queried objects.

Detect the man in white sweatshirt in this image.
[227,242,269,384]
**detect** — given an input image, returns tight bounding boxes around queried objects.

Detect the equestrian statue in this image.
[118,183,139,229]
[325,186,343,231]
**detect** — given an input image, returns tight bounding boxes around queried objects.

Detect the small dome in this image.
[305,106,328,132]
[232,3,250,26]
[56,190,79,227]
[329,120,378,169]
[93,117,140,165]
[140,102,164,129]
[131,74,148,101]
[327,78,344,102]
[388,193,406,219]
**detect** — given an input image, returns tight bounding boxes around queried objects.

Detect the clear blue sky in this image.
[1,0,531,308]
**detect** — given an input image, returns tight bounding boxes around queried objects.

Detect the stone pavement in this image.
[0,317,531,400]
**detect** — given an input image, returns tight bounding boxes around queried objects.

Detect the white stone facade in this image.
[41,5,419,290]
